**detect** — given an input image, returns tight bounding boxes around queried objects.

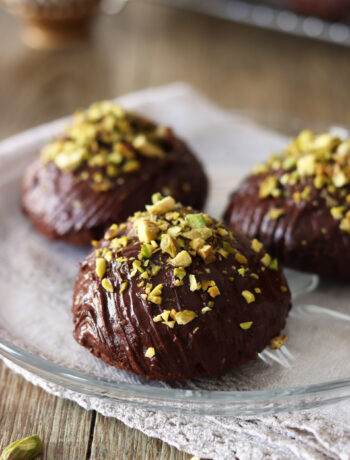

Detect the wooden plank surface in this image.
[0,1,349,458]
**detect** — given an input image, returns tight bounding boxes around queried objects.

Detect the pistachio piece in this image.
[261,253,272,267]
[190,237,205,252]
[140,244,153,259]
[197,245,216,264]
[241,290,255,304]
[185,213,206,229]
[151,192,163,204]
[146,196,176,215]
[235,253,247,264]
[189,274,200,291]
[0,435,42,460]
[174,310,198,325]
[332,171,347,188]
[174,267,186,280]
[95,258,106,278]
[104,223,118,240]
[251,238,263,253]
[137,220,159,243]
[240,321,253,330]
[133,134,164,158]
[54,148,86,172]
[259,176,278,199]
[296,154,316,176]
[270,334,287,349]
[340,216,350,233]
[102,278,114,292]
[148,284,163,304]
[170,250,192,268]
[183,227,212,241]
[267,208,284,220]
[160,234,178,258]
[269,258,279,271]
[208,285,220,298]
[145,347,155,358]
[123,160,140,173]
[330,206,345,220]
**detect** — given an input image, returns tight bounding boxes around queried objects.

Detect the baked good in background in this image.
[72,195,291,381]
[21,101,208,245]
[224,130,350,280]
[289,0,350,21]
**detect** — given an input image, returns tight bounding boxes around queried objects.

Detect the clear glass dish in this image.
[0,89,349,416]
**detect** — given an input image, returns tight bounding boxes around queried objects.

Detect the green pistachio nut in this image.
[0,435,42,460]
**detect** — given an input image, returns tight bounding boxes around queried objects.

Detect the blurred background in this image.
[0,0,350,139]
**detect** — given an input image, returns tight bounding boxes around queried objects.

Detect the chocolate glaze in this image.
[21,138,208,245]
[224,174,350,280]
[72,216,291,381]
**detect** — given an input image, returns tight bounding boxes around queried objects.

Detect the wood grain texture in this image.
[0,363,92,459]
[0,1,349,458]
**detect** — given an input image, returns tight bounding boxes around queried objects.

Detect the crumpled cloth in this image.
[1,83,350,460]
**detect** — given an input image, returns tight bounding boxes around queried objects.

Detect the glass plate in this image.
[0,89,349,416]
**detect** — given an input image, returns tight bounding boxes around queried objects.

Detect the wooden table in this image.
[1,1,350,458]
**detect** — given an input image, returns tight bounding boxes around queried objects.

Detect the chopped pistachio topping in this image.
[269,258,279,271]
[185,213,206,229]
[148,284,163,304]
[208,285,220,298]
[235,253,247,264]
[95,258,106,278]
[174,267,186,280]
[174,310,198,325]
[241,290,255,304]
[259,176,279,198]
[137,220,159,243]
[267,208,284,220]
[240,321,253,330]
[93,196,281,332]
[261,253,272,267]
[170,250,192,268]
[120,281,129,293]
[160,234,178,257]
[102,278,114,292]
[40,101,172,191]
[146,196,176,215]
[253,130,350,233]
[270,334,287,349]
[189,274,200,291]
[251,238,263,253]
[140,244,153,259]
[145,347,155,358]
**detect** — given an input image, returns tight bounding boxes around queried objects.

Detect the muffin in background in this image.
[289,0,350,21]
[224,130,350,281]
[1,0,101,48]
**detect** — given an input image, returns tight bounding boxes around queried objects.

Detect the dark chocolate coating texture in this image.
[72,218,291,381]
[224,174,350,280]
[21,138,208,245]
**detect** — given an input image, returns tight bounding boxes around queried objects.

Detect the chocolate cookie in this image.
[22,101,208,245]
[224,130,350,280]
[72,195,291,381]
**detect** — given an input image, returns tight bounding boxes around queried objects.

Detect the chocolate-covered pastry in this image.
[289,0,350,21]
[72,195,291,381]
[21,101,208,245]
[224,130,350,280]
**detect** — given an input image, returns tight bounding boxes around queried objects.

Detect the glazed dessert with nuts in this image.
[21,101,208,245]
[72,194,291,381]
[224,130,350,280]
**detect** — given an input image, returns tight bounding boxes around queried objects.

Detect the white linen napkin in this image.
[1,83,350,459]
